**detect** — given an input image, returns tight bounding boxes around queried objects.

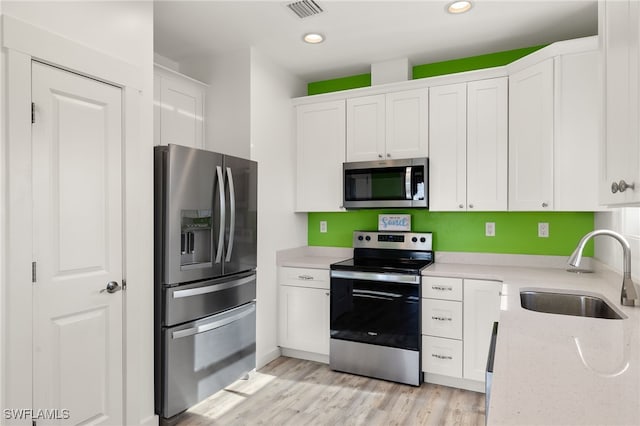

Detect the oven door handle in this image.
[330,270,420,284]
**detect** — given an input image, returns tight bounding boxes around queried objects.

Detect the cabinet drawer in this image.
[422,335,463,378]
[278,267,329,290]
[422,276,463,301]
[422,299,462,339]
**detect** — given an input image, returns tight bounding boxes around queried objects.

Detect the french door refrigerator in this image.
[154,144,258,421]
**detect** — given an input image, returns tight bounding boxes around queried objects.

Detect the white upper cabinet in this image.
[600,0,640,205]
[154,65,206,149]
[385,89,429,159]
[429,83,468,211]
[429,78,507,211]
[509,59,555,211]
[295,100,346,212]
[346,88,428,161]
[554,51,602,211]
[346,95,386,161]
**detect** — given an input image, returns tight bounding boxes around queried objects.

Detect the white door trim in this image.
[2,13,155,426]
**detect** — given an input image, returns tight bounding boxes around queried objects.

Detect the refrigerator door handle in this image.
[225,166,236,262]
[171,302,256,339]
[215,166,225,264]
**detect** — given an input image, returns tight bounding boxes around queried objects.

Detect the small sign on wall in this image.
[378,214,411,231]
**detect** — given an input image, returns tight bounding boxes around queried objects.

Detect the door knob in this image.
[101,281,121,294]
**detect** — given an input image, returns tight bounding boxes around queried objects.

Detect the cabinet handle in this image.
[378,154,383,159]
[611,181,619,194]
[386,153,391,158]
[431,316,453,322]
[618,180,635,193]
[298,275,314,280]
[469,204,474,209]
[431,354,453,360]
[458,204,464,209]
[432,285,453,291]
[541,202,548,208]
[325,292,330,296]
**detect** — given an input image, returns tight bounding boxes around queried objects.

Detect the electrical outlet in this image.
[485,222,495,237]
[538,222,549,238]
[320,221,327,233]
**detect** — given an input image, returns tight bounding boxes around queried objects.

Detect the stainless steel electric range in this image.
[329,231,434,386]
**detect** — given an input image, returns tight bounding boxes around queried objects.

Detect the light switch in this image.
[320,221,327,233]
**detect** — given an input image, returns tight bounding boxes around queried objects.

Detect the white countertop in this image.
[424,262,640,425]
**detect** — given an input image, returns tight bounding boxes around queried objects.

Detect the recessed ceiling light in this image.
[448,1,472,14]
[303,33,325,44]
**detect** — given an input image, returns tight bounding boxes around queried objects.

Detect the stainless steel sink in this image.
[520,290,624,320]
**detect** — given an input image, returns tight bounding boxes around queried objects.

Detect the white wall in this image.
[249,48,307,368]
[595,209,640,282]
[1,2,155,425]
[181,49,252,158]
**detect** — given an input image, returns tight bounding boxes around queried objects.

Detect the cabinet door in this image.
[157,72,205,149]
[279,285,330,355]
[509,59,554,211]
[385,88,429,159]
[346,95,385,161]
[554,51,602,211]
[467,78,508,211]
[463,279,501,382]
[428,83,467,211]
[295,100,346,212]
[600,0,640,205]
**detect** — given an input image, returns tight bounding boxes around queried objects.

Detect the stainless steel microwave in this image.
[343,158,428,209]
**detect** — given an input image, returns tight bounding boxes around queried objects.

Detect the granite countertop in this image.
[423,262,640,425]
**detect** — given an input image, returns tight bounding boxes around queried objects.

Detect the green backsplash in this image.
[308,211,594,256]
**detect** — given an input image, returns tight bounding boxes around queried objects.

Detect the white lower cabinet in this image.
[278,267,330,356]
[463,279,502,382]
[422,276,501,390]
[422,336,463,378]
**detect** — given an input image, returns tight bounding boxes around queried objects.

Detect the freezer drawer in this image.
[163,271,256,326]
[161,301,256,419]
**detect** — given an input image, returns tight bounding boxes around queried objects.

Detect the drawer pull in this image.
[432,316,453,322]
[298,275,314,280]
[431,285,453,291]
[431,354,453,360]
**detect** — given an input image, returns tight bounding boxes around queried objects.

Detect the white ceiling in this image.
[154,0,597,83]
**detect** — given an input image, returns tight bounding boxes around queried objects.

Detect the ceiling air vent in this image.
[286,0,324,19]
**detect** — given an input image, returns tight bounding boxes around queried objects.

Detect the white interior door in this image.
[31,61,124,425]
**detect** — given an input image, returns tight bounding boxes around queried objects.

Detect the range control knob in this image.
[358,235,364,241]
[411,237,418,243]
[420,237,426,243]
[365,236,371,241]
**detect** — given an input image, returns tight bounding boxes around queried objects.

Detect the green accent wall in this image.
[308,73,371,96]
[309,211,594,256]
[412,45,546,79]
[307,45,547,95]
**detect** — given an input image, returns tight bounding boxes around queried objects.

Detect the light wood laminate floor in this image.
[175,356,485,426]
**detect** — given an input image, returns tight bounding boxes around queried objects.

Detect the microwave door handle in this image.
[225,167,236,263]
[215,166,225,264]
[405,167,412,200]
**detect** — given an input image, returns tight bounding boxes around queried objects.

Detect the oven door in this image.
[330,270,421,350]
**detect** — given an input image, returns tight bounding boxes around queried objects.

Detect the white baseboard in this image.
[424,372,485,393]
[139,414,159,426]
[280,348,329,364]
[257,347,281,369]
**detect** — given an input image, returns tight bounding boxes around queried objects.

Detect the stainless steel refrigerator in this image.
[154,144,257,421]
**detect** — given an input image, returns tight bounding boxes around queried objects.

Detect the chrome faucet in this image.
[568,229,638,307]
